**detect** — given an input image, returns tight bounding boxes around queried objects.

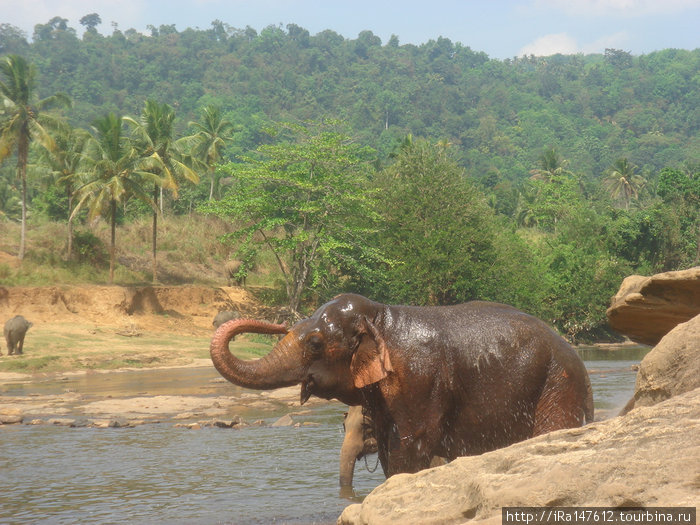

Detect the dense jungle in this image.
[0,16,698,342]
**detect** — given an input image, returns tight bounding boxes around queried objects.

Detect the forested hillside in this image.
[0,17,698,341]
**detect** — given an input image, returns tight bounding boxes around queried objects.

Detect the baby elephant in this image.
[3,315,32,356]
[225,260,245,287]
[213,310,240,329]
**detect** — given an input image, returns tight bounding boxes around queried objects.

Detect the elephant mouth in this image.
[300,375,316,405]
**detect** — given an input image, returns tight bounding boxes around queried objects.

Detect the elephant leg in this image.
[533,367,587,435]
[378,411,443,476]
[17,338,23,354]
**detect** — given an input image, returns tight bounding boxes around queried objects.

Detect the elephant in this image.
[210,293,594,479]
[3,315,32,356]
[339,405,446,489]
[224,260,245,287]
[213,310,240,329]
[339,405,378,488]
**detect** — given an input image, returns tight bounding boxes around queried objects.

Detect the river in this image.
[0,346,649,524]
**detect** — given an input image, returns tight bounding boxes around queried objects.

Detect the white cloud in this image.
[534,0,700,16]
[518,33,579,56]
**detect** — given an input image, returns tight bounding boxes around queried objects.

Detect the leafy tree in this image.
[603,157,645,210]
[79,14,102,34]
[179,105,234,200]
[374,137,499,305]
[126,100,198,282]
[202,119,381,316]
[72,113,160,283]
[0,54,71,259]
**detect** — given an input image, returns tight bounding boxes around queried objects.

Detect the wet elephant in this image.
[210,293,593,478]
[3,315,32,356]
[339,405,377,488]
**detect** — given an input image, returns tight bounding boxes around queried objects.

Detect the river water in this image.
[0,346,649,525]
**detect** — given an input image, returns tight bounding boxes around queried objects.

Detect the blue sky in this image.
[2,0,699,59]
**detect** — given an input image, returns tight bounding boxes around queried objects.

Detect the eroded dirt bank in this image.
[0,284,315,428]
[0,284,279,334]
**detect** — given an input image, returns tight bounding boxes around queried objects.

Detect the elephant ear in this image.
[350,316,393,388]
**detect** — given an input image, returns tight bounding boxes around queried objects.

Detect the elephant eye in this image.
[306,333,324,356]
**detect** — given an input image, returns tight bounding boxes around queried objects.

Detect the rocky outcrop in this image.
[623,314,700,412]
[606,266,700,346]
[338,388,700,525]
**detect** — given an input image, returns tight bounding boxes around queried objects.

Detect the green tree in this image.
[127,100,198,282]
[180,105,234,200]
[203,119,381,316]
[35,123,90,260]
[603,157,645,210]
[529,147,573,182]
[375,137,498,305]
[72,113,160,284]
[0,54,70,259]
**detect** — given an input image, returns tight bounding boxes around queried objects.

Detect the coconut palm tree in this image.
[126,100,198,282]
[73,113,160,284]
[180,105,234,200]
[603,158,645,210]
[0,54,71,260]
[529,147,573,182]
[36,123,90,260]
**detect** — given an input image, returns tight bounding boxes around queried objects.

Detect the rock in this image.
[606,267,700,346]
[0,414,23,424]
[338,388,700,525]
[48,418,76,426]
[625,314,700,412]
[271,413,294,427]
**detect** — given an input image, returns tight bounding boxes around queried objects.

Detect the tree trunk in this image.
[109,200,116,285]
[152,184,158,283]
[66,189,74,261]
[17,132,29,261]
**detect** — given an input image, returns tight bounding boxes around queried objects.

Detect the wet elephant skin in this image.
[210,293,593,479]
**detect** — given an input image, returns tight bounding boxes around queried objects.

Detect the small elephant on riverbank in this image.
[225,260,245,287]
[213,310,240,329]
[3,315,32,356]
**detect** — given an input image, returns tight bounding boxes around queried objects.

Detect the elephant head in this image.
[209,294,389,406]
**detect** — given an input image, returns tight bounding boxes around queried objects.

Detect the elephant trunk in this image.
[210,319,305,390]
[339,435,361,487]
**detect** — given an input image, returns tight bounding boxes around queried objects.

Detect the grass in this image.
[0,214,250,286]
[0,322,280,375]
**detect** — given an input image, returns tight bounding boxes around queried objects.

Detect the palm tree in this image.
[529,147,573,182]
[0,54,71,260]
[37,123,90,260]
[126,100,198,282]
[603,158,645,210]
[180,105,234,200]
[73,113,160,284]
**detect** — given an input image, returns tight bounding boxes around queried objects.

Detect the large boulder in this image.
[606,266,700,346]
[624,314,700,412]
[338,388,700,525]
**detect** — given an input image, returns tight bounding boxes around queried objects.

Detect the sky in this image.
[1,0,699,59]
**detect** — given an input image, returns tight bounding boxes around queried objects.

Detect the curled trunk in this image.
[210,318,305,390]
